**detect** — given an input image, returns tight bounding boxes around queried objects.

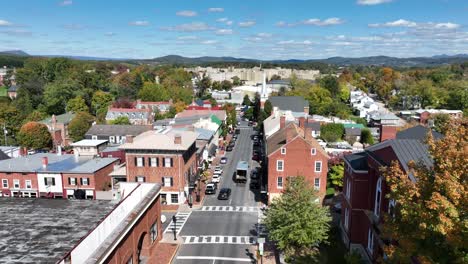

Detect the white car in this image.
[214,166,223,175]
[212,174,221,183]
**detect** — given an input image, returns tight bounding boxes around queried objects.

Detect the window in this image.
[374,177,382,217]
[2,179,8,188]
[150,221,158,243]
[171,193,178,204]
[276,160,284,171]
[44,177,55,186]
[91,135,97,140]
[315,161,322,172]
[81,178,89,186]
[150,157,158,167]
[136,157,144,167]
[311,148,316,155]
[314,178,320,190]
[115,136,121,143]
[388,199,396,217]
[164,157,173,168]
[136,176,146,183]
[25,180,32,189]
[13,179,20,189]
[109,136,115,143]
[346,178,351,200]
[280,148,286,155]
[69,177,76,186]
[344,208,350,230]
[163,177,173,187]
[367,228,374,254]
[277,177,283,189]
[161,194,167,204]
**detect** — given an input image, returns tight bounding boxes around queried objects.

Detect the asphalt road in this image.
[173,121,261,264]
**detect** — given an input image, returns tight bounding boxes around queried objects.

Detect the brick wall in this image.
[0,172,38,196]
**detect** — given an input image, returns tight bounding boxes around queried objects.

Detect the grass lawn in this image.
[0,86,7,97]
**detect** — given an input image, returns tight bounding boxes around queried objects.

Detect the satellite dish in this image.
[161,215,166,223]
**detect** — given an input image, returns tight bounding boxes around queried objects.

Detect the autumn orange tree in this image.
[381,119,467,263]
[17,122,52,150]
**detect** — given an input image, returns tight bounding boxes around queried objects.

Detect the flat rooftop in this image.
[0,198,116,263]
[70,139,108,147]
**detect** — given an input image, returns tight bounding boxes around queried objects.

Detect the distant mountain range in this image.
[1,50,467,67]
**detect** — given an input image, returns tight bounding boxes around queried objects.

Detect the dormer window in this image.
[281,147,286,155]
[311,148,316,155]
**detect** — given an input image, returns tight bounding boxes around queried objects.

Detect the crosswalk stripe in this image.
[164,212,192,235]
[198,206,259,212]
[182,235,256,245]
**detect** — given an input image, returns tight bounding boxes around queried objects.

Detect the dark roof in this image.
[269,96,308,113]
[345,127,362,136]
[305,121,320,131]
[8,85,18,92]
[343,152,369,171]
[396,125,444,141]
[85,125,152,137]
[0,198,115,263]
[0,150,10,161]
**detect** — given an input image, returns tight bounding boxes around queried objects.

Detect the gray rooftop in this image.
[0,150,10,161]
[41,112,76,126]
[343,152,369,171]
[85,125,152,137]
[0,153,117,173]
[345,127,362,136]
[269,96,309,113]
[0,198,115,263]
[304,121,321,131]
[396,125,444,141]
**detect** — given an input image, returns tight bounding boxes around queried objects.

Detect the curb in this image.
[167,243,180,264]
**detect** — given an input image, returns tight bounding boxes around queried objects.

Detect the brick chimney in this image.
[380,125,397,142]
[280,115,286,129]
[304,106,310,114]
[125,135,133,144]
[298,117,305,129]
[51,114,57,130]
[174,134,182,145]
[42,157,48,169]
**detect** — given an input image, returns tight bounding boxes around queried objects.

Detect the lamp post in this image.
[172,215,177,241]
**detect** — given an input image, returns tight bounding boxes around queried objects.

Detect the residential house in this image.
[396,125,444,140]
[368,112,400,142]
[345,127,362,144]
[119,128,198,205]
[106,108,154,125]
[269,96,309,114]
[341,128,433,262]
[266,117,329,203]
[85,125,152,145]
[70,139,108,157]
[0,153,118,199]
[41,112,76,147]
[305,122,321,138]
[263,107,306,139]
[135,99,173,113]
[176,109,227,122]
[413,109,463,125]
[7,85,18,99]
[0,182,163,264]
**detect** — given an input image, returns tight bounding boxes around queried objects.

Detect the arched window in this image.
[374,177,382,216]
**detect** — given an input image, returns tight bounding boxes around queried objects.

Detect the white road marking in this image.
[176,256,253,262]
[198,206,259,212]
[182,235,256,245]
[163,212,192,235]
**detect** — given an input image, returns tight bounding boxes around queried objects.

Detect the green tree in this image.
[319,75,340,97]
[109,116,131,125]
[433,114,450,134]
[17,122,52,150]
[165,106,177,119]
[137,82,169,102]
[320,123,344,142]
[264,176,331,261]
[26,110,48,122]
[0,103,23,145]
[264,100,273,116]
[328,163,344,188]
[231,76,241,86]
[68,112,95,142]
[211,81,222,91]
[221,80,233,90]
[42,79,79,115]
[196,75,212,96]
[66,96,89,113]
[360,128,374,145]
[91,90,113,114]
[242,95,252,106]
[244,107,254,120]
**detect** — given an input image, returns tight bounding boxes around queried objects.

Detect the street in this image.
[173,121,262,264]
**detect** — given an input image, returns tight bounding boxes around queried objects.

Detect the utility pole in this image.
[3,124,7,146]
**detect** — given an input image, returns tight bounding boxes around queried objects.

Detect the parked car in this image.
[205,183,217,195]
[214,166,223,175]
[251,169,258,180]
[248,121,253,126]
[212,174,221,183]
[220,157,228,164]
[252,154,260,161]
[253,141,260,147]
[226,145,234,152]
[218,188,232,200]
[250,179,260,189]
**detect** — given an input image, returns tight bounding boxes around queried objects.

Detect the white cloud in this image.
[105,32,115,37]
[276,21,286,27]
[177,35,198,40]
[217,18,233,26]
[216,29,233,35]
[0,20,13,27]
[238,21,256,27]
[357,0,393,5]
[257,33,272,38]
[226,20,233,26]
[201,40,218,45]
[161,22,214,32]
[208,8,224,12]
[302,17,344,26]
[0,29,32,37]
[433,22,460,29]
[369,19,417,27]
[277,40,314,45]
[176,10,197,17]
[59,0,73,6]
[369,19,460,30]
[129,21,150,26]
[63,23,85,30]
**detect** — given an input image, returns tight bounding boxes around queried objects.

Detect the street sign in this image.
[259,242,264,256]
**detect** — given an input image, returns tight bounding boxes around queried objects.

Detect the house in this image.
[41,112,76,147]
[135,99,173,113]
[341,128,433,262]
[105,108,154,125]
[0,182,163,264]
[396,125,444,141]
[263,108,305,139]
[269,96,309,114]
[173,126,216,169]
[0,150,10,161]
[413,109,463,125]
[119,128,198,206]
[345,127,362,143]
[305,121,321,138]
[70,139,108,156]
[266,117,329,203]
[0,153,118,199]
[175,109,227,122]
[7,85,18,99]
[85,125,152,145]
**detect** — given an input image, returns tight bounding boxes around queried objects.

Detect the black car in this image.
[217,188,232,200]
[251,170,258,180]
[226,145,234,152]
[253,141,260,147]
[250,179,260,189]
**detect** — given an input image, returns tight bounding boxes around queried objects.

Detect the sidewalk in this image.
[147,241,180,264]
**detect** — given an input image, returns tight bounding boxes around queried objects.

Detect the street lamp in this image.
[172,215,177,241]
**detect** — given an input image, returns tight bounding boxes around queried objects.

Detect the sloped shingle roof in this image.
[85,125,151,137]
[396,125,444,141]
[269,96,308,113]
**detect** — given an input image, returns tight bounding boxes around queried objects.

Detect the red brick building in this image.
[341,137,432,262]
[40,112,76,147]
[119,128,198,205]
[266,117,329,202]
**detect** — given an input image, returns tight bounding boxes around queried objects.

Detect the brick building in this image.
[266,116,329,202]
[85,124,152,145]
[41,112,76,147]
[341,133,433,261]
[106,107,154,125]
[0,183,162,264]
[119,127,198,205]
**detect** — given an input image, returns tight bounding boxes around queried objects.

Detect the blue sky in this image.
[0,0,467,59]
